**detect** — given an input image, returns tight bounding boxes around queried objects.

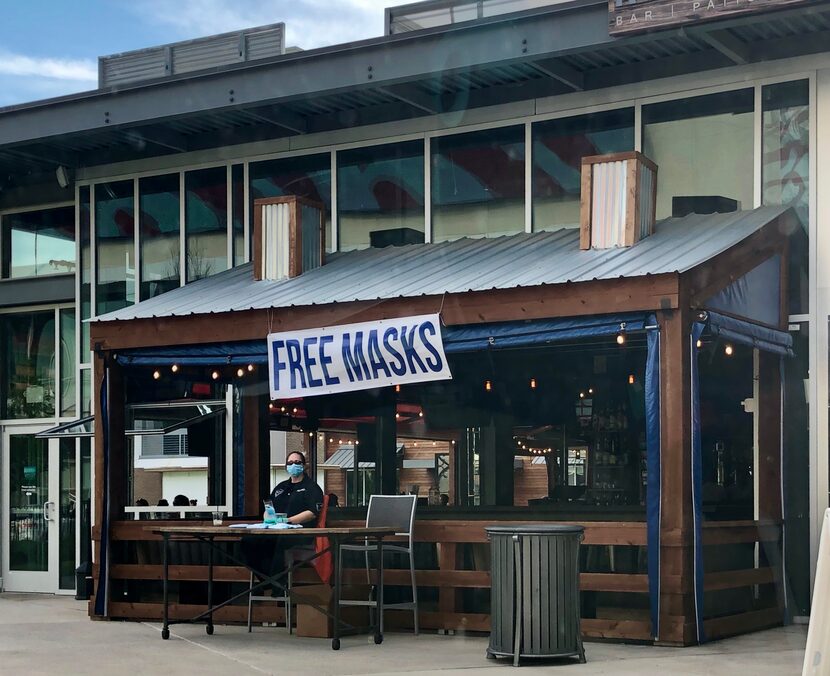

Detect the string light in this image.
[395,413,401,419]
[696,339,703,349]
[725,344,734,357]
[308,432,314,438]
[236,368,244,377]
[451,440,455,445]
[153,370,161,380]
[432,441,437,446]
[268,403,274,410]
[395,384,400,393]
[171,364,179,373]
[211,370,220,380]
[485,380,492,392]
[628,374,635,385]
[247,364,255,372]
[579,392,585,399]
[280,406,286,413]
[329,438,334,443]
[292,407,298,414]
[588,387,594,395]
[418,411,424,418]
[530,378,537,389]
[617,322,627,345]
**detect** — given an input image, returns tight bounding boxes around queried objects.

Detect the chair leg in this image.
[287,567,293,634]
[409,549,419,636]
[247,571,254,632]
[364,548,375,627]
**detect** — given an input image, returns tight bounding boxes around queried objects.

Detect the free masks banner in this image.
[267,314,452,399]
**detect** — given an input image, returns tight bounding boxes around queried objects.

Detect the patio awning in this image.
[36,400,226,438]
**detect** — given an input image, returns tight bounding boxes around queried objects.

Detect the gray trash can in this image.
[485,525,585,666]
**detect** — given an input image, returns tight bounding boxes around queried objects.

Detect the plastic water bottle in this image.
[263,500,277,524]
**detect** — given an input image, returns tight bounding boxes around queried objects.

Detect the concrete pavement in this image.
[0,593,807,675]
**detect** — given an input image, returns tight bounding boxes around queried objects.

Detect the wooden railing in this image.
[96,518,783,643]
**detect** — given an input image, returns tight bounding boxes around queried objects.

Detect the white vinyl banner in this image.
[267,314,452,400]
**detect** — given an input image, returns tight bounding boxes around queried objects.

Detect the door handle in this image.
[43,501,55,522]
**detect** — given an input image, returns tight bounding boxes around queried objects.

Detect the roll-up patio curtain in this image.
[645,323,661,640]
[690,321,706,644]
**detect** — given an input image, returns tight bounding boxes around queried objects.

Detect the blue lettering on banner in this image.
[268,313,451,400]
[366,329,392,379]
[419,321,444,372]
[302,336,323,388]
[400,325,427,374]
[319,335,340,386]
[342,331,371,382]
[286,339,307,389]
[383,327,407,376]
[271,340,287,389]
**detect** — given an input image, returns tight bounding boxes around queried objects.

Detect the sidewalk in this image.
[0,593,807,675]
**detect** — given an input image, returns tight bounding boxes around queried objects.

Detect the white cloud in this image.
[133,0,413,50]
[0,50,97,82]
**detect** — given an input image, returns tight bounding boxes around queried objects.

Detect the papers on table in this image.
[227,522,303,529]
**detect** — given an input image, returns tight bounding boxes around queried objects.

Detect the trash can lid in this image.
[484,524,585,535]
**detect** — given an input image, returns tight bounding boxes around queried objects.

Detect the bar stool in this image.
[338,494,419,634]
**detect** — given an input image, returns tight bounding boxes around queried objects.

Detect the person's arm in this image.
[287,510,316,525]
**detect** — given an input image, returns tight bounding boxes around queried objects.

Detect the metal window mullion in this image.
[331,151,338,252]
[424,136,432,243]
[226,164,233,269]
[133,177,140,303]
[54,306,61,419]
[74,185,82,416]
[90,184,97,324]
[243,161,250,263]
[179,171,186,286]
[524,121,532,233]
[754,84,763,209]
[634,100,642,152]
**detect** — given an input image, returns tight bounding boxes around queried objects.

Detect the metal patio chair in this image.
[338,494,419,634]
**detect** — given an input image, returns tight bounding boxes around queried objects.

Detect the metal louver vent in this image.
[99,23,285,88]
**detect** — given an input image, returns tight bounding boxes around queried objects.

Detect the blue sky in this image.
[0,0,411,107]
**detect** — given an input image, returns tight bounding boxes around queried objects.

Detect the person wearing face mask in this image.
[241,450,323,590]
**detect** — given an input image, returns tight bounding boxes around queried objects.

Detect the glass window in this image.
[139,174,180,300]
[231,164,245,266]
[59,308,75,417]
[250,153,332,253]
[532,109,634,231]
[95,180,135,316]
[185,167,227,282]
[2,206,75,279]
[8,435,48,571]
[338,141,424,251]
[80,368,92,417]
[763,80,809,316]
[79,187,91,361]
[1,311,56,419]
[432,125,524,243]
[643,89,754,220]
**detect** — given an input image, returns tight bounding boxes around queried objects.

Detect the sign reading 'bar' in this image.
[609,0,815,36]
[267,314,452,400]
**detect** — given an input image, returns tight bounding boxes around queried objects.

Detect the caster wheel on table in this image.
[161,628,170,640]
[374,633,383,645]
[206,624,214,636]
[331,638,341,651]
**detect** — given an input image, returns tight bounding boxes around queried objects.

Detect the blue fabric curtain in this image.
[690,322,706,643]
[114,340,269,367]
[94,369,109,617]
[705,310,792,356]
[442,313,650,353]
[645,325,661,640]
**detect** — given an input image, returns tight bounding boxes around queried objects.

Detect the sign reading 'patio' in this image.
[609,0,814,35]
[267,314,452,400]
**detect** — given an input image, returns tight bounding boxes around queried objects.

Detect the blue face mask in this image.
[286,462,305,477]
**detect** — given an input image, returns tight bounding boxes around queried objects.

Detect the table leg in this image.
[332,536,341,651]
[162,534,170,640]
[206,538,214,635]
[375,537,384,645]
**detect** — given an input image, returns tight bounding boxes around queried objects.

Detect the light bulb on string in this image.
[485,380,492,392]
[530,378,537,389]
[616,333,626,345]
[696,339,703,349]
[395,384,400,393]
[211,370,220,381]
[725,344,734,357]
[419,411,424,418]
[628,374,635,385]
[171,364,179,373]
[153,370,161,380]
[588,387,594,395]
[247,364,255,372]
[236,368,244,378]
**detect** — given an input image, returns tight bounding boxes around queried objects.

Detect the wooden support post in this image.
[757,350,785,614]
[242,387,270,515]
[90,350,126,618]
[657,306,697,645]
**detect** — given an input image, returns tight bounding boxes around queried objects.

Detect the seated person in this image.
[172,494,190,507]
[242,451,323,586]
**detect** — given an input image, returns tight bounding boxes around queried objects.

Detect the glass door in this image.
[2,428,75,593]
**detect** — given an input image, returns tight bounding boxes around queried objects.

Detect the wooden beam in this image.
[91,274,680,351]
[704,567,775,592]
[703,607,783,641]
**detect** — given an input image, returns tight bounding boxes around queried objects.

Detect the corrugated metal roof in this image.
[94,206,788,324]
